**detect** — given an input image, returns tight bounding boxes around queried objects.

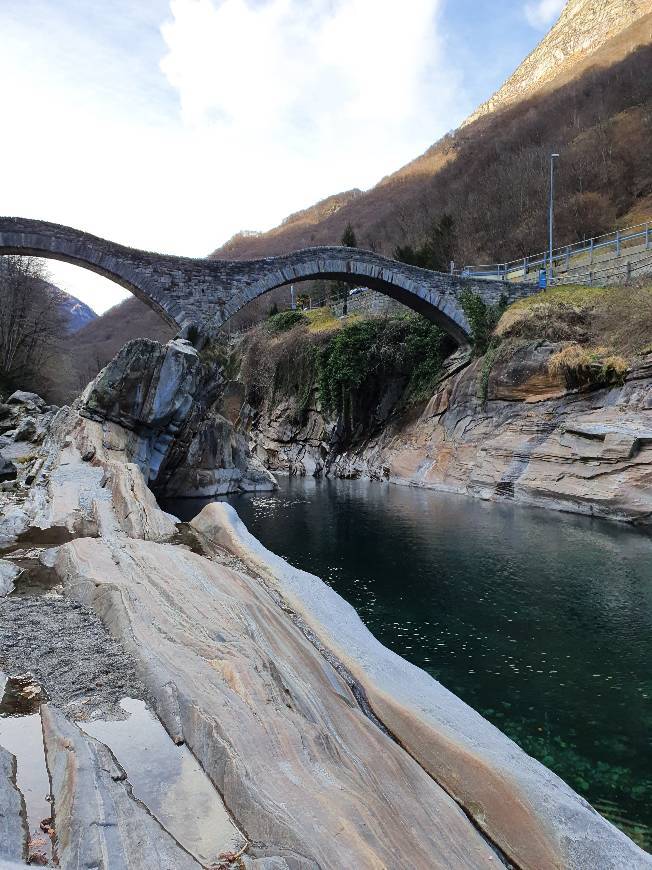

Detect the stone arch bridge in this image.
[0,217,536,346]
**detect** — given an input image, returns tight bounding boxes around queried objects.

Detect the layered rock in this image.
[41,706,202,869]
[245,342,652,524]
[0,374,649,866]
[80,337,276,497]
[0,746,27,864]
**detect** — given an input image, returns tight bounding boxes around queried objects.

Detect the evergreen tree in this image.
[341,223,357,248]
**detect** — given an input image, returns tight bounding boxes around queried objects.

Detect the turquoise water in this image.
[163,477,652,849]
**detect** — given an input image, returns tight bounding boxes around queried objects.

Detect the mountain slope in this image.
[210,4,652,265]
[467,0,652,123]
[66,296,175,387]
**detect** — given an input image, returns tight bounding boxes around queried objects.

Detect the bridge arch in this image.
[215,251,473,345]
[0,222,183,330]
[0,218,536,347]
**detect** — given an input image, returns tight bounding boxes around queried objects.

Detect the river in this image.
[163,476,652,850]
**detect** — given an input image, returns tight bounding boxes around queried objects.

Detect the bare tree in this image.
[0,256,67,396]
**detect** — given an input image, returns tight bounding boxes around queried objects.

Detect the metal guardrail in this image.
[455,220,652,282]
[548,251,652,287]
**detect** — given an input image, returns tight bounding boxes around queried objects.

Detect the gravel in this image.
[0,568,146,720]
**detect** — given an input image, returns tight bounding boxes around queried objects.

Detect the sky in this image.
[1,0,565,313]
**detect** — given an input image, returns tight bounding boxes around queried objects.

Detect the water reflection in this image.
[81,698,243,864]
[0,674,52,865]
[164,477,652,850]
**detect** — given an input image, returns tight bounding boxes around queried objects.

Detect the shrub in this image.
[459,290,508,355]
[265,310,309,334]
[317,316,449,411]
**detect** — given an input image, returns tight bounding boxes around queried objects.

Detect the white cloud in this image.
[1,0,469,314]
[524,0,566,28]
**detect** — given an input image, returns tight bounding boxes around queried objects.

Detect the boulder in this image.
[80,338,202,485]
[0,560,20,595]
[81,338,200,433]
[79,337,277,496]
[162,414,276,497]
[6,391,45,412]
[0,453,17,482]
[12,417,36,443]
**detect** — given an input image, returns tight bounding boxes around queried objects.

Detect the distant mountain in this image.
[48,284,97,333]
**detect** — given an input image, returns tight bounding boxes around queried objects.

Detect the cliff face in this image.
[234,285,652,525]
[241,343,652,525]
[467,0,652,123]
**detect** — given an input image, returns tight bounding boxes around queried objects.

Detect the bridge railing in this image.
[453,220,652,283]
[547,251,652,287]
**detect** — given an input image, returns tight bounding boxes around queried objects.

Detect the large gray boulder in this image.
[81,338,201,433]
[0,560,20,596]
[12,417,36,443]
[6,391,45,412]
[0,454,17,482]
[80,338,202,485]
[162,414,276,497]
[80,337,276,496]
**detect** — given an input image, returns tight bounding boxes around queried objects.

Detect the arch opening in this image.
[0,244,176,330]
[218,269,471,347]
[0,254,175,405]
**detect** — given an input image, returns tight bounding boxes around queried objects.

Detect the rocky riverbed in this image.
[0,345,651,868]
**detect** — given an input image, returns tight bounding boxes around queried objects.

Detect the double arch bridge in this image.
[0,217,537,346]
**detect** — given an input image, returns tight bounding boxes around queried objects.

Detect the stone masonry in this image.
[0,217,540,346]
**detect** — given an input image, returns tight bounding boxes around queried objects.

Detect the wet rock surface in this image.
[0,745,28,864]
[42,705,202,869]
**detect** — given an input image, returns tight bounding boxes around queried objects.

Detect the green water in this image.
[164,477,652,849]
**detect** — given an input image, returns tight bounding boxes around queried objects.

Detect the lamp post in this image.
[548,153,560,283]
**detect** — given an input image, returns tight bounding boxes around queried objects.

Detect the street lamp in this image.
[548,153,560,283]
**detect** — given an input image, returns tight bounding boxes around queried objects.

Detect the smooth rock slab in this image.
[55,537,500,869]
[41,705,201,870]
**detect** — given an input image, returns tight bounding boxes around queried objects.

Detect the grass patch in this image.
[506,284,616,311]
[548,344,628,388]
[499,282,652,358]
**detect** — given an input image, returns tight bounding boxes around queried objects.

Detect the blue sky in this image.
[1,0,564,311]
